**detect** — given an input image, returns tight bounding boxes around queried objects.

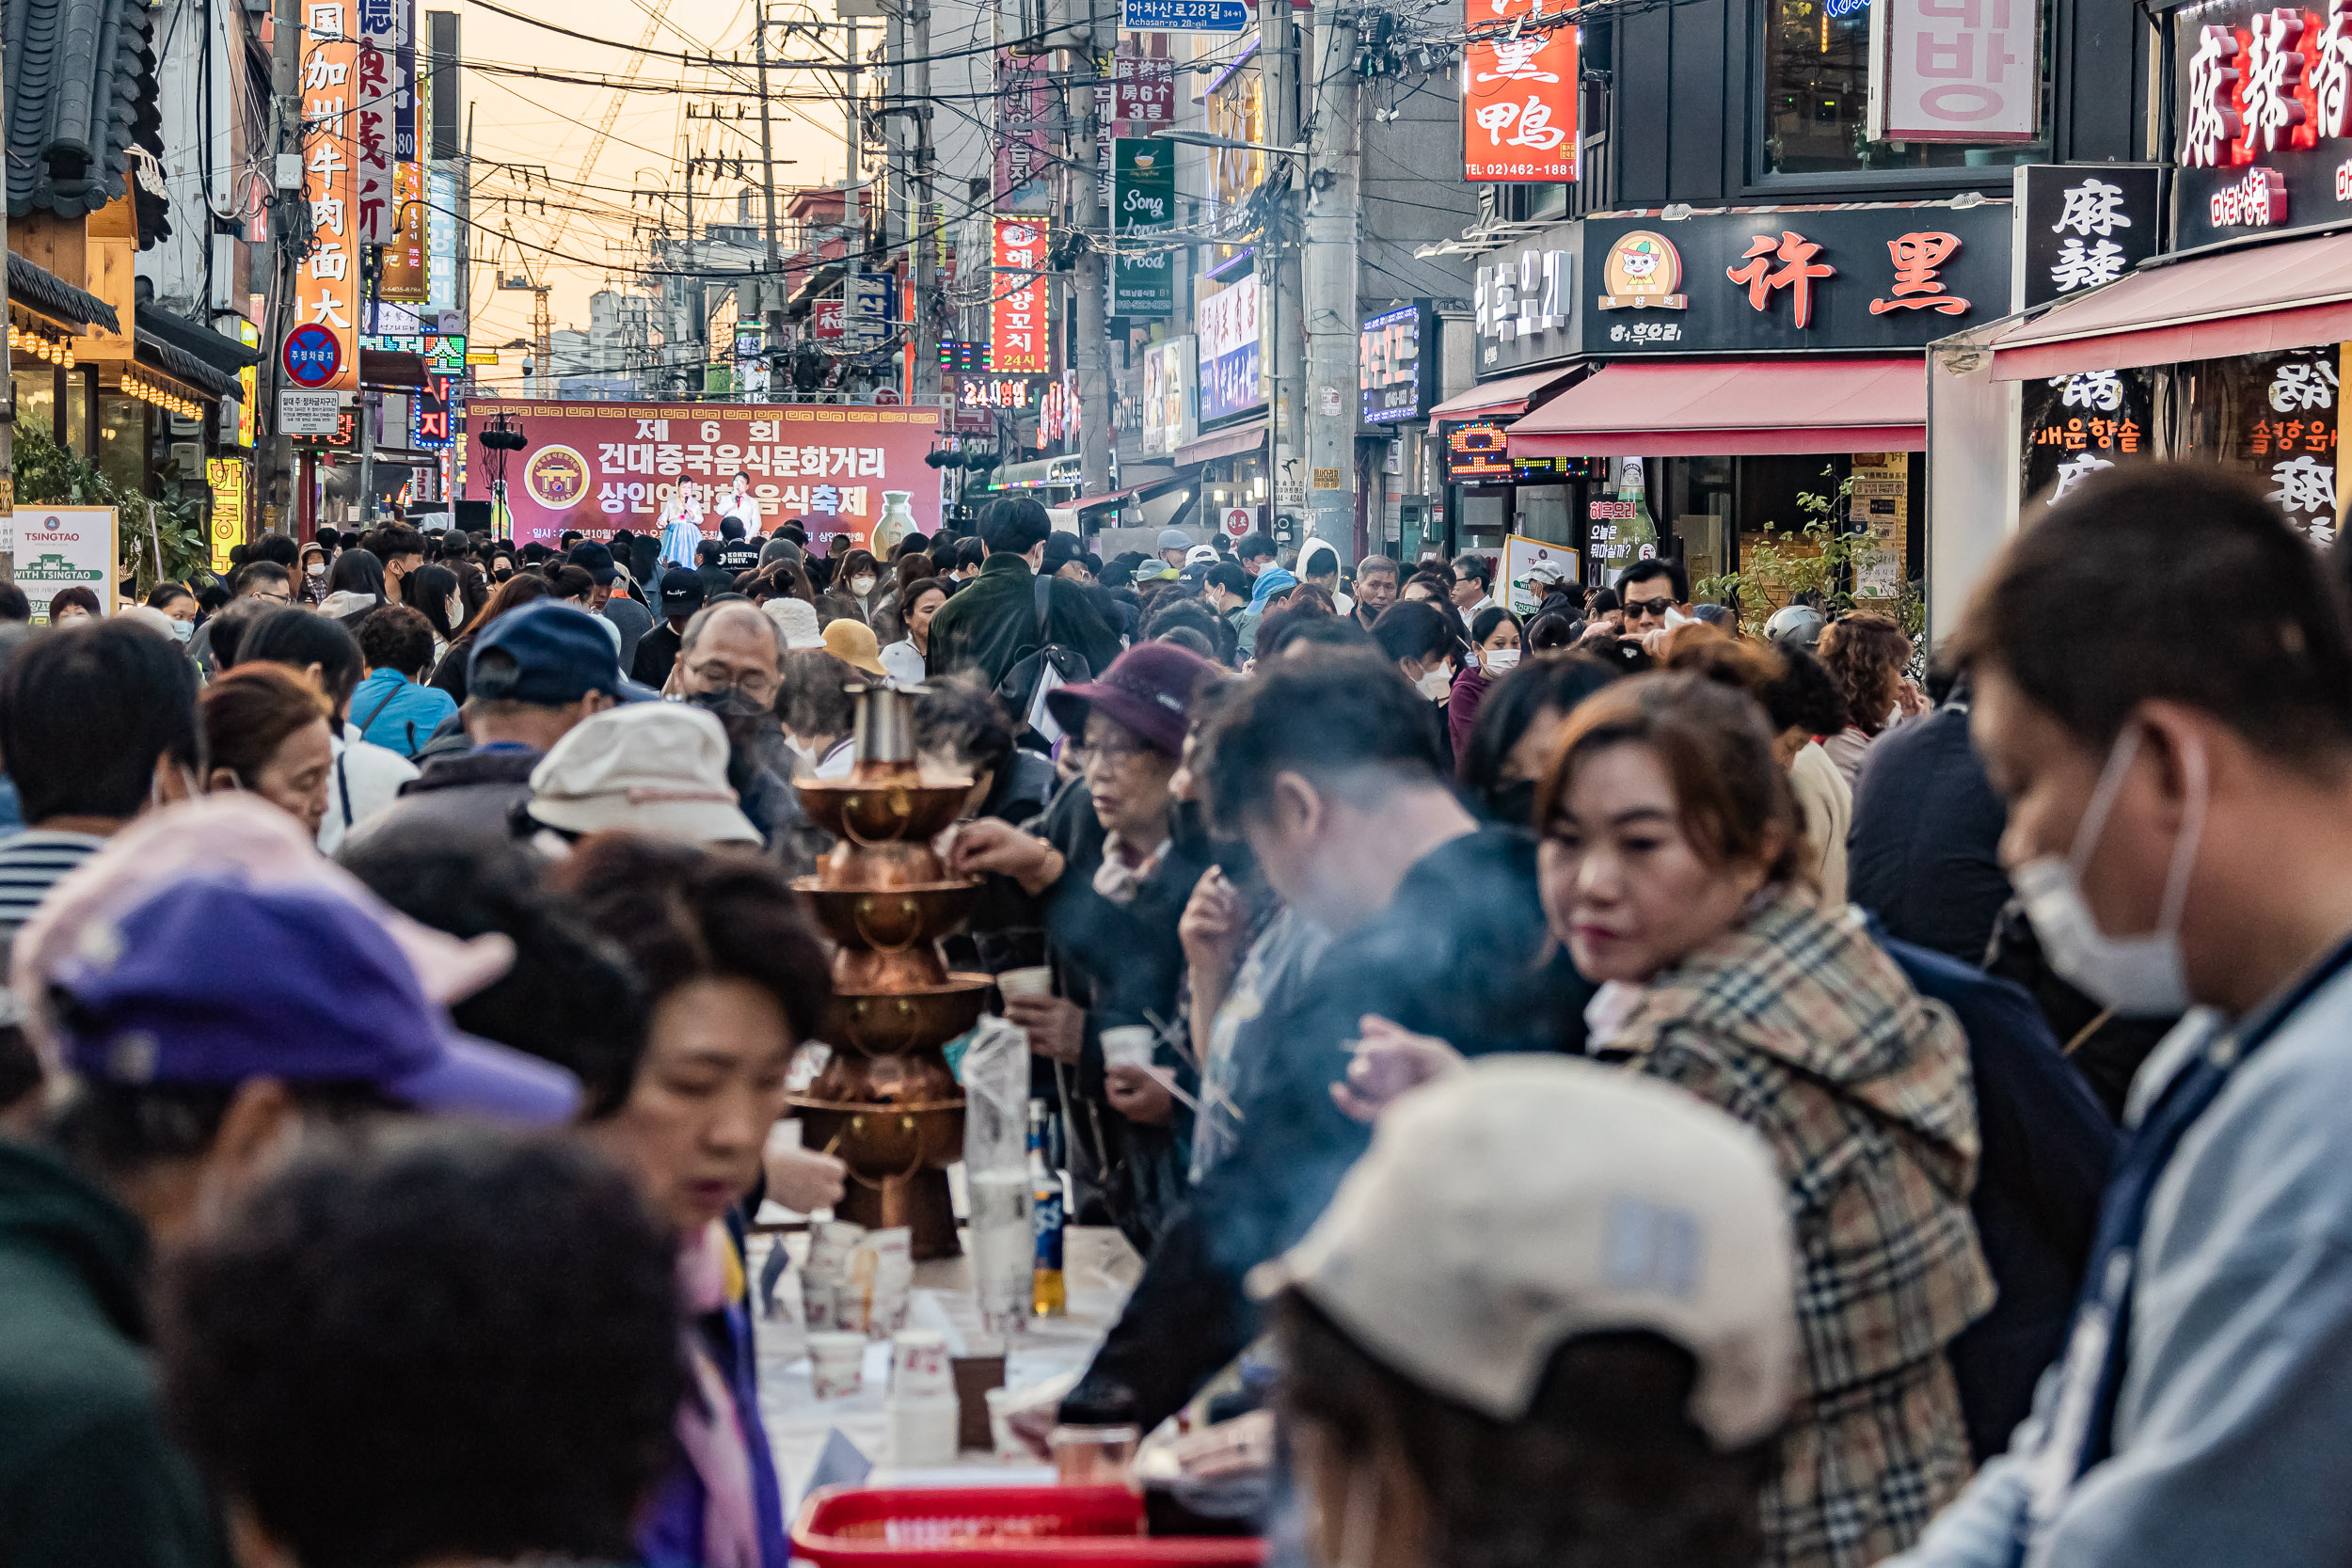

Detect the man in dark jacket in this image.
[924,497,1122,689]
[1846,672,2014,963]
[1058,652,1592,1431]
[629,575,707,689]
[339,602,622,857]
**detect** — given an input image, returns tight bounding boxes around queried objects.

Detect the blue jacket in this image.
[1878,930,2114,1462]
[1892,959,2352,1568]
[350,668,459,760]
[638,1248,790,1568]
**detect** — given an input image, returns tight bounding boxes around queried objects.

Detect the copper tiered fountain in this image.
[787,685,992,1260]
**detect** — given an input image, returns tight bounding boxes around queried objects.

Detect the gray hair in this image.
[678,598,784,662]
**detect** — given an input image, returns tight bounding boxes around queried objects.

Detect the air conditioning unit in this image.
[170,441,204,472]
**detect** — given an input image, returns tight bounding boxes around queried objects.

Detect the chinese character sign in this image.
[295,0,358,392]
[1197,273,1263,421]
[1867,0,2041,144]
[1112,37,1176,121]
[992,218,1053,375]
[463,404,945,548]
[1463,3,1578,182]
[2169,0,2352,246]
[2013,165,2163,310]
[355,0,400,243]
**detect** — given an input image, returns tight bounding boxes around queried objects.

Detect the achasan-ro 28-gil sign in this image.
[1462,0,1578,182]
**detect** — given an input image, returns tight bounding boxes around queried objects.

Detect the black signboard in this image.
[2020,365,2155,504]
[2013,166,2165,311]
[1580,206,2012,356]
[2171,0,2352,250]
[1360,302,1438,427]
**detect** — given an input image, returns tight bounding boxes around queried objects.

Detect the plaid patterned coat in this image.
[1597,885,1994,1568]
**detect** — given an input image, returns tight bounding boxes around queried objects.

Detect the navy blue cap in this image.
[51,874,579,1125]
[468,601,624,705]
[567,540,619,584]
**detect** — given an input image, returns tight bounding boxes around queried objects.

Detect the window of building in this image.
[11,367,56,445]
[1761,0,2050,177]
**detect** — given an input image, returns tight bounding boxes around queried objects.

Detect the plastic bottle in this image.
[1028,1099,1067,1318]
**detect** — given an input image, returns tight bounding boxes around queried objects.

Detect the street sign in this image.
[1221,506,1253,537]
[845,273,892,350]
[282,323,342,388]
[1121,0,1250,31]
[278,388,342,436]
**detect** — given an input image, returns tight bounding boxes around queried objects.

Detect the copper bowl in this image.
[817,838,947,890]
[789,1098,966,1179]
[795,879,979,951]
[834,944,951,993]
[825,974,995,1057]
[795,779,973,845]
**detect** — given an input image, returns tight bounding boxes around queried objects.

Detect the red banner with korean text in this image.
[296,0,359,391]
[1463,1,1578,182]
[465,402,944,550]
[992,217,1053,374]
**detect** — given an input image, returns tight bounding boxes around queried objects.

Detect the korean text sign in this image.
[2169,0,2352,246]
[296,0,359,391]
[463,403,944,549]
[996,55,1057,214]
[1579,205,2010,355]
[1868,0,2041,144]
[993,218,1053,375]
[1361,303,1434,424]
[1197,273,1263,421]
[1463,1,1579,182]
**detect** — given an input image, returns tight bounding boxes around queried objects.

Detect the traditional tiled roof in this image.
[7,249,119,331]
[135,334,236,400]
[4,0,165,224]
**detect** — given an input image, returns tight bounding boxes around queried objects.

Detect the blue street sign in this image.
[1121,0,1250,32]
[281,323,342,388]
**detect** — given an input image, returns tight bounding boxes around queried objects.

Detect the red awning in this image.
[1425,365,1580,421]
[1068,487,1136,510]
[1173,417,1266,467]
[1986,230,2352,381]
[1507,358,1927,457]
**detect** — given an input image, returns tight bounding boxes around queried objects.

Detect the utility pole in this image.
[754,8,786,352]
[1302,0,1359,558]
[262,0,304,534]
[1259,0,1302,552]
[909,0,939,404]
[1073,0,1112,494]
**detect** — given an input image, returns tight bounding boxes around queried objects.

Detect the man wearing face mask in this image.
[1891,464,2352,1568]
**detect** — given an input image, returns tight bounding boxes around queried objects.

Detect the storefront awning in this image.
[1508,358,1927,457]
[1172,417,1266,467]
[8,253,119,332]
[1424,366,1578,422]
[1069,487,1136,511]
[1984,230,2352,381]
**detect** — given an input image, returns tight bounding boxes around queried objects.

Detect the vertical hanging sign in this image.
[1112,140,1175,317]
[355,0,398,244]
[295,0,359,391]
[382,160,428,299]
[992,217,1053,374]
[1463,2,1579,182]
[995,55,1057,214]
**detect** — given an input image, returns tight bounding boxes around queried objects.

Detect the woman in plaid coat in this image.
[1539,672,1991,1568]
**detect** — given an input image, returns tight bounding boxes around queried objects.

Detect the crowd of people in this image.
[3,463,2349,1568]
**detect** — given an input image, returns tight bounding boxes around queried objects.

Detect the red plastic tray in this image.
[789,1484,1265,1567]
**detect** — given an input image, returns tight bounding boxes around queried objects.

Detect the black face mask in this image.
[1486,777,1539,832]
[493,566,515,581]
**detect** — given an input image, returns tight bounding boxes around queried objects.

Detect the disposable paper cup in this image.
[996,966,1053,1000]
[1099,1025,1156,1071]
[888,1396,961,1467]
[807,1331,867,1400]
[890,1330,954,1401]
[807,1219,866,1280]
[984,1386,1029,1462]
[800,1265,835,1330]
[967,1218,1034,1338]
[1050,1423,1141,1487]
[869,1256,914,1338]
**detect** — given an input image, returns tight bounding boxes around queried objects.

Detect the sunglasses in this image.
[1623,597,1675,619]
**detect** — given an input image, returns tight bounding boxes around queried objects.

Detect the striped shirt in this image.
[0,830,106,944]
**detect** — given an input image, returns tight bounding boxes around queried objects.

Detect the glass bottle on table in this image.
[1028,1099,1067,1318]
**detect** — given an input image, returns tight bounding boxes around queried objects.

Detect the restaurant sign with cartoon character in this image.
[1581,205,2012,356]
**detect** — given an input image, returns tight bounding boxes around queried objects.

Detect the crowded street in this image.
[8,0,2352,1561]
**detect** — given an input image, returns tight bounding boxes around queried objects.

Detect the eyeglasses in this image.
[1082,736,1158,770]
[1623,596,1675,620]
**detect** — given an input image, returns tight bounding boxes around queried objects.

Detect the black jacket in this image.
[631,623,685,689]
[1845,693,2012,964]
[1064,827,1593,1429]
[336,746,540,858]
[924,555,1123,690]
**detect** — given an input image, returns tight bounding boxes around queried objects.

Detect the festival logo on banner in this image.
[993,218,1053,374]
[465,403,945,549]
[294,0,358,391]
[1463,0,1579,182]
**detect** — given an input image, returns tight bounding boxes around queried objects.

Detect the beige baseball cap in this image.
[526,704,762,846]
[1248,1055,1797,1449]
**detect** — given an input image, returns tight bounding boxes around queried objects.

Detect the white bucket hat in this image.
[1249,1055,1797,1449]
[525,704,761,845]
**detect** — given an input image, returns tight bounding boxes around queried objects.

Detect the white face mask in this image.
[1481,647,1520,673]
[2013,725,2207,1018]
[169,618,195,644]
[1415,665,1452,700]
[850,575,877,595]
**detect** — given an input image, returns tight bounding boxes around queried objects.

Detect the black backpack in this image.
[993,576,1092,740]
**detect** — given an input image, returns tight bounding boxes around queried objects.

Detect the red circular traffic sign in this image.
[282,324,342,388]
